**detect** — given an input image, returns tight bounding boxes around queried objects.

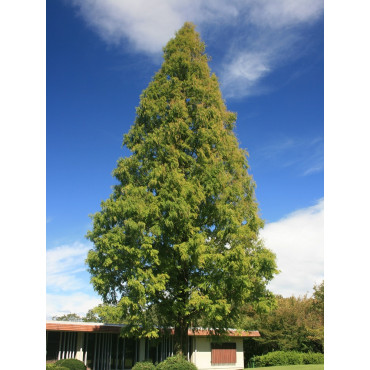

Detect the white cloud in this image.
[46,242,91,292]
[47,292,102,320]
[71,0,182,54]
[247,0,324,28]
[261,199,324,297]
[70,0,239,54]
[68,0,323,98]
[46,242,102,319]
[221,52,271,98]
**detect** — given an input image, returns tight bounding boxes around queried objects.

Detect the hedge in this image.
[54,359,87,370]
[46,364,69,370]
[156,354,198,369]
[132,361,156,370]
[252,351,324,367]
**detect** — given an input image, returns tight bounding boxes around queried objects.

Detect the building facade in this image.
[46,321,260,370]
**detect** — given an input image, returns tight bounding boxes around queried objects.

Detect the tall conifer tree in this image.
[86,22,278,355]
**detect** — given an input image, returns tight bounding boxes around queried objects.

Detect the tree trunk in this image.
[174,323,188,357]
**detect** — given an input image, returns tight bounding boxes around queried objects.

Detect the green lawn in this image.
[245,365,324,370]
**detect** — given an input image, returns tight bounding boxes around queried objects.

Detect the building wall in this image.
[47,326,247,370]
[192,337,244,370]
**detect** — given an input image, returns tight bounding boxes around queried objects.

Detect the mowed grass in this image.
[246,365,324,370]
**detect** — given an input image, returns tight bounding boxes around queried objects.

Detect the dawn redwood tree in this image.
[86,22,278,355]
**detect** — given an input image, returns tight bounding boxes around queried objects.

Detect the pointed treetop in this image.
[162,22,209,81]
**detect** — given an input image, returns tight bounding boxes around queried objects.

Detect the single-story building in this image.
[46,321,260,370]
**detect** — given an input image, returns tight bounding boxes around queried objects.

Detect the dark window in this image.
[124,338,137,369]
[46,331,60,361]
[211,342,237,364]
[145,338,159,364]
[86,332,95,369]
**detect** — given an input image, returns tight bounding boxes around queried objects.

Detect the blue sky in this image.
[46,0,324,318]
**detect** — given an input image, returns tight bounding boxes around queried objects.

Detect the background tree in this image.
[311,280,324,323]
[243,281,324,365]
[86,22,278,355]
[52,313,83,322]
[83,304,127,324]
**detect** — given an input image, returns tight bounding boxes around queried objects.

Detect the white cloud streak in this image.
[47,292,102,320]
[46,242,90,292]
[46,242,102,318]
[247,0,324,28]
[252,136,323,176]
[68,0,323,98]
[261,199,324,297]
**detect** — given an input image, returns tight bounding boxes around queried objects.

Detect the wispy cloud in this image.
[252,136,323,176]
[46,242,91,292]
[261,199,324,297]
[68,0,323,98]
[46,242,102,318]
[221,51,271,98]
[247,0,324,28]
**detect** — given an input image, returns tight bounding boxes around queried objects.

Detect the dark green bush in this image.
[252,351,324,367]
[156,354,197,369]
[132,361,156,370]
[54,359,86,370]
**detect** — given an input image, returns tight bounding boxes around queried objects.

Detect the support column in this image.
[84,333,89,366]
[102,334,106,370]
[115,334,119,370]
[66,332,70,359]
[93,333,97,370]
[194,337,197,366]
[122,338,125,370]
[187,335,189,361]
[109,334,112,370]
[62,332,66,359]
[97,334,101,370]
[58,332,62,360]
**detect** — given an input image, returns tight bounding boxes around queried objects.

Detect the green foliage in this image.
[243,282,324,365]
[156,354,198,370]
[302,352,324,364]
[252,351,324,367]
[54,359,86,370]
[132,361,156,370]
[46,364,69,370]
[83,303,126,323]
[52,313,83,322]
[260,295,323,353]
[86,22,278,352]
[311,281,324,321]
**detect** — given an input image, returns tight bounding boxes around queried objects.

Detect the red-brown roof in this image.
[46,321,260,337]
[46,322,122,333]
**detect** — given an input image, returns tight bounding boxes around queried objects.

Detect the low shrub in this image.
[132,361,156,370]
[46,364,69,370]
[302,352,324,364]
[54,359,86,370]
[252,351,324,367]
[156,354,198,369]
